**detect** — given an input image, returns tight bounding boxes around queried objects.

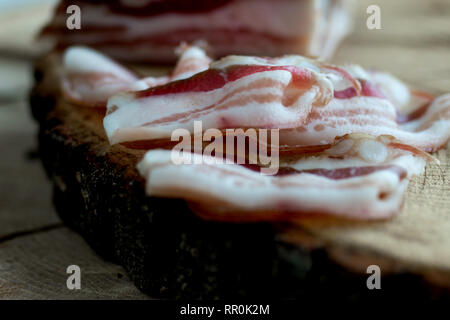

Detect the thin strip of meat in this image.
[62,44,211,107]
[136,135,429,221]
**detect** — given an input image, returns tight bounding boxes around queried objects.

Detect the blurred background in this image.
[0,0,449,299]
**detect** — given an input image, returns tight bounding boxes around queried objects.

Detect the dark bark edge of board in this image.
[28,63,450,302]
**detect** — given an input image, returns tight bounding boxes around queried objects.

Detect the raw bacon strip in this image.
[62,45,211,107]
[104,63,335,144]
[102,52,388,144]
[279,93,450,152]
[62,46,138,108]
[136,135,428,221]
[40,0,353,63]
[171,44,213,81]
[101,49,450,152]
[134,44,213,89]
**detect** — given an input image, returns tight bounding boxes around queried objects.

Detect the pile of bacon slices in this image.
[61,45,450,221]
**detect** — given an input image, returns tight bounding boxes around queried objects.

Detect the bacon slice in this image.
[61,46,138,107]
[104,63,336,144]
[98,49,450,152]
[101,54,369,143]
[279,93,450,152]
[136,135,428,221]
[40,0,353,63]
[62,45,211,107]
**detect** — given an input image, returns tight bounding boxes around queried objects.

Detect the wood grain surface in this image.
[0,0,449,299]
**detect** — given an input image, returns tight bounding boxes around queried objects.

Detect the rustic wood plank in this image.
[0,58,33,101]
[0,227,150,299]
[0,101,60,238]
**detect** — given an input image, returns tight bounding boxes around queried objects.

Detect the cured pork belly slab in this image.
[41,0,353,63]
[61,46,449,220]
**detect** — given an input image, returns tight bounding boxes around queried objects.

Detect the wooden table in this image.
[0,0,449,299]
[0,0,149,299]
